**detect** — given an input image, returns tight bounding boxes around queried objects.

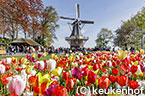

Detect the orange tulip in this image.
[28,76,37,85]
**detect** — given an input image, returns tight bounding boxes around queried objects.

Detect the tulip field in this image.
[1,50,145,96]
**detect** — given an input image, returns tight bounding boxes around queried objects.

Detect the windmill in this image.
[60,4,94,48]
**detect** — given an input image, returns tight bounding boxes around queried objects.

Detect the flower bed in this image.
[0,50,145,96]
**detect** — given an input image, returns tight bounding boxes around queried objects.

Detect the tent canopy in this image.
[11,38,40,46]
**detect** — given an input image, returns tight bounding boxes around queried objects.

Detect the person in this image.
[35,47,38,53]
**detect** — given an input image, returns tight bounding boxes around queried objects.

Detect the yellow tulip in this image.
[140,72,143,77]
[42,52,48,57]
[134,61,139,66]
[37,72,54,87]
[69,56,74,62]
[12,57,17,63]
[71,62,78,68]
[52,67,63,76]
[88,65,93,71]
[33,72,54,95]
[21,58,27,64]
[102,62,104,66]
[85,76,88,80]
[25,65,34,75]
[117,50,128,60]
[32,53,37,58]
[143,73,145,77]
[72,52,75,56]
[95,79,98,86]
[94,69,99,74]
[51,54,55,59]
[135,50,139,55]
[140,49,144,55]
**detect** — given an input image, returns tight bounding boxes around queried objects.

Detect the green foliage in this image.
[114,21,138,49]
[132,7,145,31]
[114,7,145,49]
[0,37,12,46]
[40,6,59,43]
[96,28,113,48]
[34,36,51,47]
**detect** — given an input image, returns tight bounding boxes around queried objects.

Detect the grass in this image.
[0,55,52,61]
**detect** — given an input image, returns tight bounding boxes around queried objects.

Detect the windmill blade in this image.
[76,4,80,19]
[59,16,75,20]
[80,20,94,24]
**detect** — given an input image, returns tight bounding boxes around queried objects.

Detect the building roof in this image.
[11,38,40,46]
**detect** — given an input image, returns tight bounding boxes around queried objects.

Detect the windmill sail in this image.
[80,20,94,24]
[76,4,80,19]
[60,16,75,20]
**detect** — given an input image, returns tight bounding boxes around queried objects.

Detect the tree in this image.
[40,6,59,43]
[0,0,59,47]
[114,7,145,49]
[96,28,113,48]
[0,0,43,40]
[114,21,138,49]
[132,7,145,31]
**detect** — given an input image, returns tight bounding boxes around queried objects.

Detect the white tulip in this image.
[46,59,56,72]
[0,64,5,74]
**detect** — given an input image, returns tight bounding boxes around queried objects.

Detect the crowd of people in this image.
[5,45,44,55]
[3,44,136,56]
[5,45,110,55]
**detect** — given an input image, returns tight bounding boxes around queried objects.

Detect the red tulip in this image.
[63,71,70,80]
[9,94,19,96]
[128,80,139,89]
[50,80,60,86]
[98,64,102,70]
[66,77,75,90]
[120,64,129,74]
[116,60,120,65]
[88,71,96,84]
[117,75,128,86]
[99,76,111,89]
[130,65,138,73]
[112,62,117,67]
[82,66,89,76]
[52,86,68,96]
[93,63,99,71]
[1,75,11,86]
[109,75,117,83]
[112,68,119,76]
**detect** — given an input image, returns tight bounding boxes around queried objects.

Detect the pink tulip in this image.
[8,75,26,95]
[35,61,45,70]
[1,59,7,65]
[0,64,5,74]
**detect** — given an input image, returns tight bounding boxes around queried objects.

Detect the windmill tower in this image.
[60,4,94,48]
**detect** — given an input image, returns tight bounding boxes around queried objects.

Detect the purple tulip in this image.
[38,54,42,58]
[44,84,57,96]
[26,55,31,60]
[72,67,82,79]
[139,61,144,66]
[141,65,145,73]
[30,57,35,62]
[138,53,141,57]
